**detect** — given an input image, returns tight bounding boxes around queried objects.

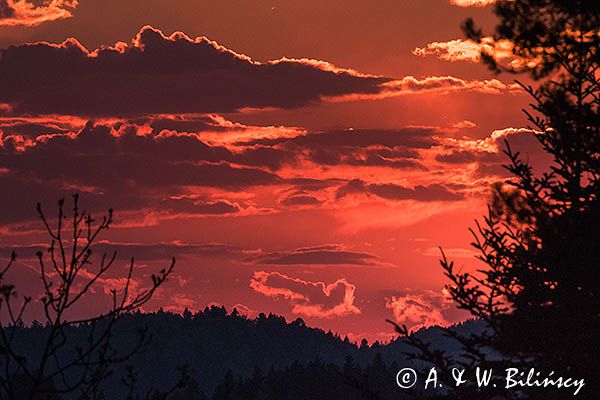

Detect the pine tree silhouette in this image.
[390,1,600,399]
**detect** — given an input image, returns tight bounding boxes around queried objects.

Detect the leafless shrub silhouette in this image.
[0,195,176,400]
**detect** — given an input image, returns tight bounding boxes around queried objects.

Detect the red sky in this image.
[0,0,545,342]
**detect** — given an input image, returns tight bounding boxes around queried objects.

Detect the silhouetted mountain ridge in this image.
[13,306,484,398]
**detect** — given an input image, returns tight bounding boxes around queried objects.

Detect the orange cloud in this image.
[328,75,522,102]
[336,179,464,202]
[452,120,477,129]
[0,0,77,27]
[389,75,521,95]
[413,38,540,70]
[0,103,12,114]
[439,127,538,154]
[385,289,453,330]
[450,0,496,6]
[250,271,360,318]
[417,246,478,259]
[413,38,513,63]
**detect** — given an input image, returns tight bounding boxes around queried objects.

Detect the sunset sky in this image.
[0,0,546,342]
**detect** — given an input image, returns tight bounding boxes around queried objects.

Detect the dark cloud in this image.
[160,197,242,215]
[0,117,457,225]
[358,148,423,168]
[0,174,92,224]
[436,128,550,179]
[244,127,434,170]
[307,146,424,169]
[0,116,477,226]
[245,127,438,149]
[336,179,464,202]
[0,0,14,18]
[0,121,286,224]
[475,162,511,178]
[0,121,72,137]
[129,115,226,134]
[280,193,323,207]
[0,26,389,116]
[2,241,242,262]
[298,128,438,149]
[1,122,281,189]
[249,245,377,265]
[234,146,294,171]
[435,150,499,164]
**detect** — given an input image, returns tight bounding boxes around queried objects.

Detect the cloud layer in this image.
[0,25,522,118]
[0,110,545,228]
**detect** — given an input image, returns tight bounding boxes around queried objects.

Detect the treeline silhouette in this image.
[11,307,483,399]
[210,355,400,400]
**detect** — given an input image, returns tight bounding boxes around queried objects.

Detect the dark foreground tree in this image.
[0,195,176,400]
[391,1,600,399]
